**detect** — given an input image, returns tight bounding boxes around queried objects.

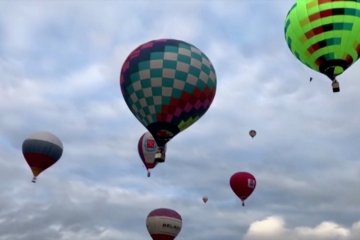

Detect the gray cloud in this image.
[1,0,360,239]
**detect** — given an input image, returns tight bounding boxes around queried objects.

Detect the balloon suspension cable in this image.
[32,176,37,183]
[147,170,151,178]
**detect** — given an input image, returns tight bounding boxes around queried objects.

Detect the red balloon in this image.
[230,172,256,206]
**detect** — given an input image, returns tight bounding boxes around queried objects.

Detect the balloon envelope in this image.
[22,131,63,181]
[230,172,256,206]
[120,39,217,147]
[138,132,166,176]
[146,208,182,240]
[284,0,360,81]
[202,196,208,203]
[249,130,256,138]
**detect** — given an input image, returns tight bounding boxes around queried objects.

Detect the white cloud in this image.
[296,221,350,239]
[245,216,287,240]
[244,216,360,240]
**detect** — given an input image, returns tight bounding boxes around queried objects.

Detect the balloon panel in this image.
[147,208,182,219]
[26,131,63,148]
[22,139,63,161]
[284,0,360,78]
[23,153,58,177]
[146,216,182,237]
[121,39,216,145]
[138,132,162,169]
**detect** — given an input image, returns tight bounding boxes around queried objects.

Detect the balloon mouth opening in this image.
[147,122,180,147]
[319,59,349,80]
[318,62,342,93]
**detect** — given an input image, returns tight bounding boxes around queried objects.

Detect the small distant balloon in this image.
[230,172,256,206]
[22,131,63,183]
[146,208,182,240]
[202,196,208,204]
[249,130,256,138]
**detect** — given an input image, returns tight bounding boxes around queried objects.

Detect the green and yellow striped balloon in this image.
[284,0,360,82]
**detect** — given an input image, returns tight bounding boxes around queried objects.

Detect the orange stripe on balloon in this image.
[307,0,318,9]
[309,12,321,22]
[30,167,42,177]
[300,17,310,27]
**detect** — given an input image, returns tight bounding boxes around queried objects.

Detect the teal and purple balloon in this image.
[120,39,217,147]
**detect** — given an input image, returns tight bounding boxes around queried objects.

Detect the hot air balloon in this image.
[249,130,256,138]
[120,39,217,153]
[138,132,167,177]
[22,131,63,183]
[284,0,360,92]
[230,172,256,206]
[202,196,208,204]
[146,208,182,240]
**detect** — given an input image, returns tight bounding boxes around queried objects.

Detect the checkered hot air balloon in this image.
[120,39,217,148]
[284,0,360,92]
[22,132,63,183]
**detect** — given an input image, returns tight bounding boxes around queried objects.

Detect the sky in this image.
[1,0,360,239]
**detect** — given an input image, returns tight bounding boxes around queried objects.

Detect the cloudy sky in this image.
[1,0,360,239]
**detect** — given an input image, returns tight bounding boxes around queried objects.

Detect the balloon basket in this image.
[332,80,340,93]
